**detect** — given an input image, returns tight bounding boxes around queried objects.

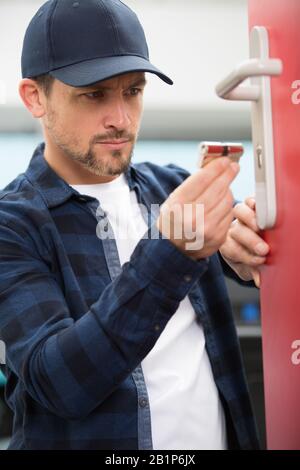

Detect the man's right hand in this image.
[156,158,240,260]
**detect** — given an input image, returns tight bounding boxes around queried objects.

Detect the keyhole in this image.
[256,145,263,169]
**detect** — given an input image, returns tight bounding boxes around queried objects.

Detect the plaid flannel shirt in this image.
[0,143,259,450]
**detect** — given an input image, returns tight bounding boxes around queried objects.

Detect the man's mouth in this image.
[97,140,130,150]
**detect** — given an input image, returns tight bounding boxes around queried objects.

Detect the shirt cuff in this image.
[129,222,209,301]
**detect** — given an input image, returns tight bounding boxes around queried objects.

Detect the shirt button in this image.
[139,397,148,408]
[154,324,161,332]
[183,274,193,283]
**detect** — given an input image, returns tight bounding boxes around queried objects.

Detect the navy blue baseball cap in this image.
[21,0,173,87]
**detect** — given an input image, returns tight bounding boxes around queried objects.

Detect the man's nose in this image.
[103,98,131,130]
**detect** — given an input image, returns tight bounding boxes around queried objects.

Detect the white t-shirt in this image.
[71,173,227,450]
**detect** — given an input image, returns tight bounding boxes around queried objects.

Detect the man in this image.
[0,0,269,450]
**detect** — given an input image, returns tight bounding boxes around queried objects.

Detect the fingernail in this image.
[255,242,269,255]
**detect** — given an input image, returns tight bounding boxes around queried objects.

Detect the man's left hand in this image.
[219,197,269,288]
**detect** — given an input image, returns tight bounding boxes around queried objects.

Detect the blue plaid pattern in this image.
[0,143,259,449]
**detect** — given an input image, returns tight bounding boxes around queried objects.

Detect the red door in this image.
[248,0,300,450]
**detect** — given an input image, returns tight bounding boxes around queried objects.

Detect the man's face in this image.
[42,72,146,177]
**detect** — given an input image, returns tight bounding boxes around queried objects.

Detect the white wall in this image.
[0,0,252,138]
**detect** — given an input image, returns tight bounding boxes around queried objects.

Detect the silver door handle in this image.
[216,58,282,101]
[215,26,283,229]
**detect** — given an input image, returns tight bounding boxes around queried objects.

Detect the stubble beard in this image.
[45,108,136,177]
[58,139,135,177]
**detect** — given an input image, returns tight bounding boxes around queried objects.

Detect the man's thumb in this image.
[251,268,261,288]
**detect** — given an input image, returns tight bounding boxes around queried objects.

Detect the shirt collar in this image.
[25,142,141,209]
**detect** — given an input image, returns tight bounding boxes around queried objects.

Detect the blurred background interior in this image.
[0,0,265,449]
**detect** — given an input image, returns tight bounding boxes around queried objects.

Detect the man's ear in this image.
[18,79,47,118]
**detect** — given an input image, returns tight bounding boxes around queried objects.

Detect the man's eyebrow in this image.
[126,77,147,88]
[79,77,147,92]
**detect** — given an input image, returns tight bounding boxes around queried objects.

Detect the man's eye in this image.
[83,91,103,99]
[82,88,142,99]
[128,88,142,96]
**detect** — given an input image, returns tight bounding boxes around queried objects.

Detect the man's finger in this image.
[231,220,269,257]
[171,158,239,203]
[251,268,261,288]
[245,196,256,210]
[221,235,267,267]
[234,202,259,232]
[199,166,238,213]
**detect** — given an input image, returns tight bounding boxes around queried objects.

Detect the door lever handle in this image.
[216,58,282,101]
[215,26,282,229]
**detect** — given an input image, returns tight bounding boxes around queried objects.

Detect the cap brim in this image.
[50,55,173,87]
